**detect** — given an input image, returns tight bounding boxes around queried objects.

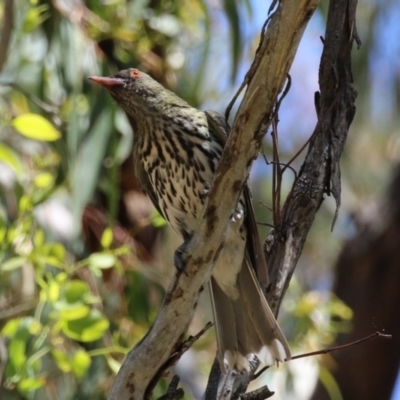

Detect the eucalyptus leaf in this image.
[89,252,116,269]
[71,109,113,234]
[223,0,242,80]
[72,350,91,378]
[0,143,24,176]
[62,309,109,342]
[13,114,61,141]
[2,256,27,271]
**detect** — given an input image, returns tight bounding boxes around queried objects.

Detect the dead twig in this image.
[281,135,312,174]
[240,385,274,400]
[253,331,392,380]
[270,75,292,230]
[147,322,213,397]
[291,331,392,362]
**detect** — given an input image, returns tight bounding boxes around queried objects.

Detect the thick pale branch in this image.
[108,1,318,399]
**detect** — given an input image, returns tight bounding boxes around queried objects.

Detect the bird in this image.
[89,68,291,373]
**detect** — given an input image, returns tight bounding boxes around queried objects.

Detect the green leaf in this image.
[319,366,343,400]
[64,280,89,303]
[34,255,64,268]
[52,349,72,372]
[8,338,27,371]
[34,229,45,247]
[0,143,24,176]
[126,271,151,323]
[13,113,61,141]
[89,252,116,269]
[48,281,60,302]
[58,304,90,321]
[2,256,27,271]
[50,243,66,262]
[54,280,91,320]
[0,226,6,243]
[100,228,114,249]
[23,5,50,32]
[34,172,54,188]
[18,377,45,391]
[62,309,109,342]
[329,297,353,320]
[71,350,91,378]
[2,318,21,336]
[72,109,112,234]
[19,195,33,212]
[222,0,242,81]
[7,320,34,372]
[56,272,68,283]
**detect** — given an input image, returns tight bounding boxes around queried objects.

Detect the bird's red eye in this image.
[130,70,141,78]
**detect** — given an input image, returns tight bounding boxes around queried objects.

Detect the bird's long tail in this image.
[209,258,291,373]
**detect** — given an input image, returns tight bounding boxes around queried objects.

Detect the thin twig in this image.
[291,331,392,361]
[281,135,313,174]
[253,331,392,380]
[257,222,275,229]
[261,146,297,177]
[225,79,248,121]
[269,161,297,178]
[271,116,281,228]
[240,385,274,400]
[259,201,273,212]
[225,13,287,121]
[270,75,291,229]
[275,74,292,111]
[146,322,213,397]
[268,0,279,15]
[170,321,213,362]
[157,376,184,400]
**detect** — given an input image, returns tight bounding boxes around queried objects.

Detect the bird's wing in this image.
[205,110,269,286]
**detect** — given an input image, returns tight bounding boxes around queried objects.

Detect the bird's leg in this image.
[174,235,191,275]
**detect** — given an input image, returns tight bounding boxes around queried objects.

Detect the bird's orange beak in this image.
[88,76,124,89]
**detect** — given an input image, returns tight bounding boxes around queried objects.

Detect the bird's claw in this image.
[174,242,189,276]
[200,182,211,201]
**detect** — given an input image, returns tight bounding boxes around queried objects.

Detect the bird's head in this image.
[89,69,174,116]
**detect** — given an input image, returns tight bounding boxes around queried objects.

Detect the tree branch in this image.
[204,0,359,397]
[108,0,318,398]
[266,0,359,315]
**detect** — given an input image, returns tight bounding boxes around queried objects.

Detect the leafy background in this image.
[0,0,399,399]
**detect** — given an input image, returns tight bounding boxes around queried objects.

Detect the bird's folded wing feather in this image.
[205,110,269,286]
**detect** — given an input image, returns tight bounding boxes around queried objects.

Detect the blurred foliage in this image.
[0,110,147,399]
[0,0,253,398]
[0,0,399,399]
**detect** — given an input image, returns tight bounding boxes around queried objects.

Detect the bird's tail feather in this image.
[209,258,291,373]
